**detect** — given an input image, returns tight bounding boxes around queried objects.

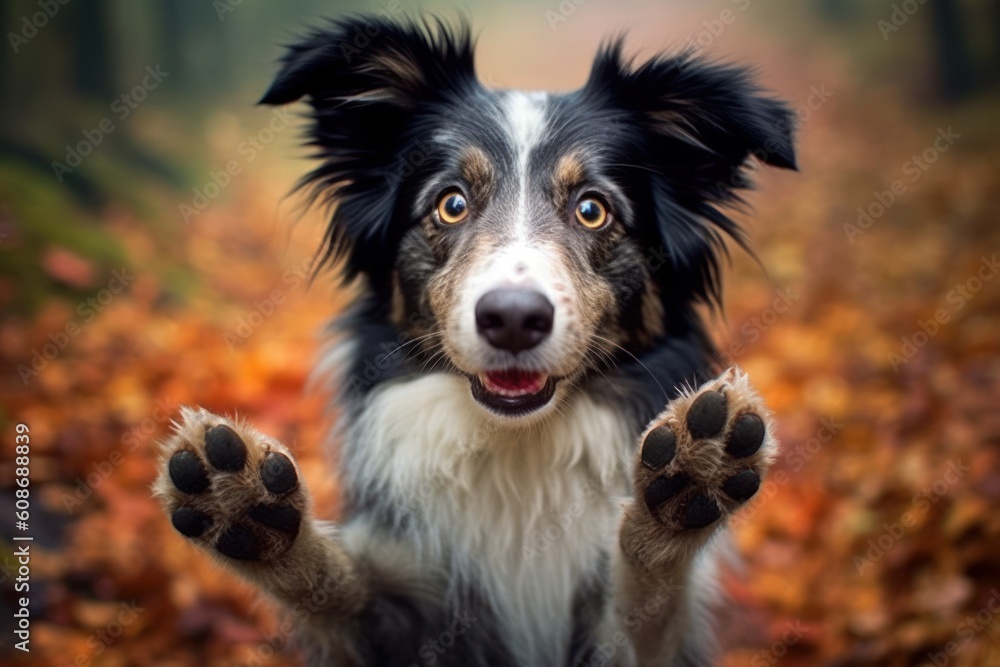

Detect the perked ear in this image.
[259,17,477,283]
[584,43,797,306]
[259,16,476,107]
[585,42,796,175]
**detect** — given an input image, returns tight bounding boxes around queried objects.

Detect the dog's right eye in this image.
[575,196,608,230]
[436,191,469,225]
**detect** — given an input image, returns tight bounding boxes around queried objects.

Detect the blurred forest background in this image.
[2,0,1000,665]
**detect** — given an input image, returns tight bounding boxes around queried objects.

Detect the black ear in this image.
[259,17,477,282]
[585,42,796,173]
[584,43,797,305]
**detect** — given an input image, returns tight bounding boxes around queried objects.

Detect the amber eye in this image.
[575,196,608,229]
[436,191,469,225]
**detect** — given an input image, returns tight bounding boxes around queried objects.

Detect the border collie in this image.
[155,16,795,666]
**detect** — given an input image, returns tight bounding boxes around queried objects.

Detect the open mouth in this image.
[470,369,556,416]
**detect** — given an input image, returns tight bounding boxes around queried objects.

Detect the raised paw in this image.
[634,368,776,538]
[153,407,307,562]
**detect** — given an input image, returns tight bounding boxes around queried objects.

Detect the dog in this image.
[154,16,796,666]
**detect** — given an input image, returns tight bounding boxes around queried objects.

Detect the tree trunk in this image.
[927,0,975,100]
[69,0,116,101]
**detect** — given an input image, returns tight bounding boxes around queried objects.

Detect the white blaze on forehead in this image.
[505,91,547,148]
[502,91,548,237]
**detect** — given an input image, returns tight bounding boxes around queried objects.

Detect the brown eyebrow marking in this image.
[640,278,666,343]
[460,146,495,202]
[553,152,585,209]
[389,270,407,328]
[554,152,585,188]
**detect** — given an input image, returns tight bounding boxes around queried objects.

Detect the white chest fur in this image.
[345,373,634,665]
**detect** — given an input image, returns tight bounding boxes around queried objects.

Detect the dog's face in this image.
[401,91,647,418]
[262,19,795,420]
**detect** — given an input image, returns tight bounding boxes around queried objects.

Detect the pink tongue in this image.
[486,370,543,393]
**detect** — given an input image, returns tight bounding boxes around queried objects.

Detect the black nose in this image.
[475,288,554,353]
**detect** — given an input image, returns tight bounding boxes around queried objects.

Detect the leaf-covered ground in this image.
[2,5,999,666]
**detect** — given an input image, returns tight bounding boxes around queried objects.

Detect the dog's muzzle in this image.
[469,287,557,416]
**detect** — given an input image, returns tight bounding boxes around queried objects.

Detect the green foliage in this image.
[0,157,126,312]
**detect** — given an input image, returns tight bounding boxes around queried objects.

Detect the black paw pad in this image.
[168,450,209,494]
[205,425,247,472]
[686,391,728,440]
[261,452,298,495]
[248,503,301,537]
[644,472,690,512]
[681,494,722,529]
[721,470,760,502]
[641,426,677,470]
[171,507,212,537]
[725,414,765,459]
[215,523,261,560]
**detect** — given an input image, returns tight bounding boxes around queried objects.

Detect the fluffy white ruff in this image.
[345,372,634,666]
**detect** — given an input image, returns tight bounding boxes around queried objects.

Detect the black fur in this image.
[259,18,479,288]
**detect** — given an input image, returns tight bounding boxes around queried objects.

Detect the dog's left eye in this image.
[575,196,608,230]
[436,191,469,225]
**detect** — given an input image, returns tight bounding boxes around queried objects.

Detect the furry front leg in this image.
[153,407,370,619]
[616,368,777,666]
